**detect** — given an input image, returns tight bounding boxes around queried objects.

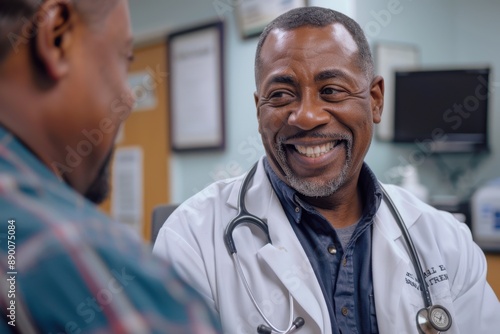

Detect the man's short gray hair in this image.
[254,6,374,87]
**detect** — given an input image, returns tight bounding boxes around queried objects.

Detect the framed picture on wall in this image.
[235,0,308,39]
[168,21,225,151]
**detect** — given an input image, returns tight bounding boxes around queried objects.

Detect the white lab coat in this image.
[153,158,500,334]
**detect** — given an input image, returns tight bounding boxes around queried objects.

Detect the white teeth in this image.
[295,142,336,158]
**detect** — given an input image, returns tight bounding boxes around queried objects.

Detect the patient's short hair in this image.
[0,0,119,62]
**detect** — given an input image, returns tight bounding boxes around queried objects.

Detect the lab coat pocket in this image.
[406,274,428,311]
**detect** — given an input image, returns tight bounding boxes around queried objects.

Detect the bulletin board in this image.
[100,41,171,242]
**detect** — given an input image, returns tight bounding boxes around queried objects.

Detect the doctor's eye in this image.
[263,90,295,107]
[322,87,338,94]
[269,91,290,99]
[320,86,348,102]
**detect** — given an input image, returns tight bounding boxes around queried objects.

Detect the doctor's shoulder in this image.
[155,172,244,253]
[381,184,486,270]
[169,173,244,225]
[151,174,245,315]
[379,183,494,291]
[380,183,475,253]
[381,183,465,226]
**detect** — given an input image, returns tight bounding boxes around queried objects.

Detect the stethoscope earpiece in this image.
[257,317,305,334]
[257,324,273,334]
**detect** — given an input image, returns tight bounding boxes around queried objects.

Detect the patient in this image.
[0,0,221,332]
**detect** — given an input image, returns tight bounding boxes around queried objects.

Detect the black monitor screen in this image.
[393,68,489,152]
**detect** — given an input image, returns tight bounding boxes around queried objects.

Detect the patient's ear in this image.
[33,0,74,82]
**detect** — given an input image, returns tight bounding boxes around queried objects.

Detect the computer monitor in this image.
[393,68,490,153]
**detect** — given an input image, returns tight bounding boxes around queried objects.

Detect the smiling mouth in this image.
[294,140,344,158]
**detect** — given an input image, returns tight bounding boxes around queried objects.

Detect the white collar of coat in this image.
[377,183,423,240]
[227,157,423,239]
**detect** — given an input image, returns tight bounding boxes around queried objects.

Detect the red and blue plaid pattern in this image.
[0,126,222,334]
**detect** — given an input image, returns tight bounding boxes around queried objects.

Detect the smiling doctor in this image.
[153,6,500,334]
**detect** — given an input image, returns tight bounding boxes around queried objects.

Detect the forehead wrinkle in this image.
[258,24,363,89]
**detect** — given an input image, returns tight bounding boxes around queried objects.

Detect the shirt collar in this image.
[0,125,65,193]
[263,157,383,226]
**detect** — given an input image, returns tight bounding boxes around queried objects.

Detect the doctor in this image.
[154,6,500,334]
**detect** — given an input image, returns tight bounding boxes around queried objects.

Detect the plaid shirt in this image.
[0,126,222,334]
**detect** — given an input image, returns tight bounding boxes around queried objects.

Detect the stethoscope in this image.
[224,163,453,334]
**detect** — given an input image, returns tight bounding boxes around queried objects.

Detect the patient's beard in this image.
[84,150,114,204]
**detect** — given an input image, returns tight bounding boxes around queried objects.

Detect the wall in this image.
[452,0,500,196]
[356,0,500,202]
[129,0,500,204]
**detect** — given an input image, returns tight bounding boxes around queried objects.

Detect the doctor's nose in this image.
[287,96,331,130]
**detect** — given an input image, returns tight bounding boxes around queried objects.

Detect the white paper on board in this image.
[111,147,144,233]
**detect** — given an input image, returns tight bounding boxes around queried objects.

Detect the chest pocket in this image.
[406,270,453,310]
[404,272,428,310]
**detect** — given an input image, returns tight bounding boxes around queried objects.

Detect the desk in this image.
[486,254,500,299]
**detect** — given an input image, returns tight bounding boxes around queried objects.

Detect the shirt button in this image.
[327,245,337,254]
[295,207,300,213]
[341,307,348,316]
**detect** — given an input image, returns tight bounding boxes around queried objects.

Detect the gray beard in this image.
[276,137,352,198]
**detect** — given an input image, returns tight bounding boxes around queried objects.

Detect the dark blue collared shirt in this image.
[264,158,382,334]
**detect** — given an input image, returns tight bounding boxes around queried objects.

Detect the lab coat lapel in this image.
[257,199,329,334]
[227,159,331,333]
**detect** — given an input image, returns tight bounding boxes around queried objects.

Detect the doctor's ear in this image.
[370,76,384,124]
[33,0,74,84]
[254,92,263,134]
[254,92,260,112]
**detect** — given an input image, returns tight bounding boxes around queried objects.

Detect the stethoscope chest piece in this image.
[416,305,452,333]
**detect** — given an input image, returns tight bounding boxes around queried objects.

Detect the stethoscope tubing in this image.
[225,162,451,333]
[232,252,296,333]
[380,185,433,308]
[225,163,297,333]
[224,163,271,255]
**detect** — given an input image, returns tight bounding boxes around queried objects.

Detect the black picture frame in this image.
[235,0,308,39]
[168,21,225,152]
